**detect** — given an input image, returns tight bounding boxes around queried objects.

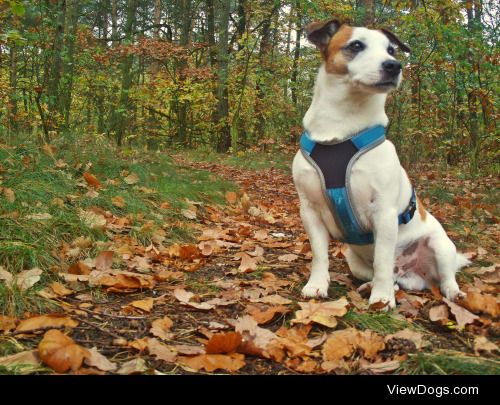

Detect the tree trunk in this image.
[215,0,231,152]
[291,0,302,106]
[151,0,162,75]
[9,45,18,131]
[112,0,138,146]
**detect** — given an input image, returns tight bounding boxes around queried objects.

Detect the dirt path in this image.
[1,156,498,375]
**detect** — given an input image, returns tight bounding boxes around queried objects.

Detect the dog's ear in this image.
[305,19,342,53]
[380,28,411,53]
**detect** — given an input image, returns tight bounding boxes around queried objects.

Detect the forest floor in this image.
[0,140,498,375]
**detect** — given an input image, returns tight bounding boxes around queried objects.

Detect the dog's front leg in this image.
[300,203,330,298]
[370,208,398,309]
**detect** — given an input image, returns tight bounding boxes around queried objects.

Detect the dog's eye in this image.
[347,41,365,52]
[387,46,395,56]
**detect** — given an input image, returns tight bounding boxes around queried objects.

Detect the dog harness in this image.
[300,125,417,245]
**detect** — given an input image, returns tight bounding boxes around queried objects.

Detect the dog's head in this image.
[306,20,410,94]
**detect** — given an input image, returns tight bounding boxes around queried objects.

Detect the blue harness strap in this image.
[300,126,417,245]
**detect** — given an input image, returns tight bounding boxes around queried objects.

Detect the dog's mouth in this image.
[372,80,398,88]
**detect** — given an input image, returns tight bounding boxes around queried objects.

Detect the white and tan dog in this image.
[293,20,469,309]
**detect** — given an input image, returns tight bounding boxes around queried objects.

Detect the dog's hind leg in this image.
[345,247,373,281]
[427,225,465,301]
[300,203,331,298]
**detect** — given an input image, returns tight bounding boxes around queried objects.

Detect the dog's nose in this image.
[382,60,402,75]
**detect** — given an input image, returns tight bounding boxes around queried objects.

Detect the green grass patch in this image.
[183,146,292,172]
[343,310,412,334]
[0,133,236,315]
[400,351,500,375]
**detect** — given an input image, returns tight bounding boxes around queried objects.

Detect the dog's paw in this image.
[441,280,465,301]
[368,290,396,311]
[302,280,329,298]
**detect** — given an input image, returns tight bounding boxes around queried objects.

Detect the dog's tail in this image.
[455,252,471,272]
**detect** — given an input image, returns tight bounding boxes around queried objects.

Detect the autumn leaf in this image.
[84,347,117,372]
[322,328,359,362]
[443,298,479,329]
[292,297,349,328]
[68,261,92,275]
[123,298,154,313]
[39,329,89,373]
[95,250,114,271]
[0,350,41,372]
[146,338,177,363]
[16,268,43,291]
[112,196,126,208]
[117,358,148,375]
[460,291,499,318]
[83,172,102,189]
[277,253,298,262]
[173,288,214,310]
[0,315,17,332]
[225,191,238,204]
[49,282,74,297]
[238,252,258,273]
[246,304,289,324]
[16,314,79,332]
[429,304,450,324]
[123,172,140,185]
[178,353,245,372]
[205,332,242,354]
[88,270,155,291]
[2,187,15,203]
[150,316,174,340]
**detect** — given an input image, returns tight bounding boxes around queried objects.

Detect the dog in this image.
[292,20,469,309]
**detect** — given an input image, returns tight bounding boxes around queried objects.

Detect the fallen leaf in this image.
[68,261,91,275]
[246,304,289,324]
[0,350,41,369]
[111,196,126,208]
[78,209,106,230]
[124,298,154,313]
[461,291,499,318]
[356,329,385,360]
[322,329,358,362]
[16,314,79,332]
[178,353,245,372]
[95,251,114,271]
[84,347,117,372]
[16,268,43,291]
[123,173,140,185]
[173,288,214,310]
[225,191,238,204]
[83,172,102,189]
[238,252,258,273]
[117,358,148,375]
[473,336,499,355]
[0,315,17,332]
[146,338,177,363]
[292,297,349,328]
[385,329,426,350]
[38,329,89,373]
[50,282,74,297]
[2,187,15,203]
[429,304,449,323]
[150,316,174,340]
[278,253,298,262]
[249,295,292,305]
[360,359,401,374]
[89,270,155,291]
[443,298,479,329]
[205,332,242,354]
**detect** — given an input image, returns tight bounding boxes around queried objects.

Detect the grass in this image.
[183,146,293,171]
[400,351,500,375]
[0,133,236,315]
[343,310,413,334]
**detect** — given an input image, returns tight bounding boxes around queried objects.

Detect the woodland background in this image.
[0,0,498,172]
[0,1,498,376]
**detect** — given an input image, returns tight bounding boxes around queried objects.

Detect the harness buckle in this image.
[402,198,417,224]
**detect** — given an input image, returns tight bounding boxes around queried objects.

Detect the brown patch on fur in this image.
[417,196,427,221]
[325,25,353,75]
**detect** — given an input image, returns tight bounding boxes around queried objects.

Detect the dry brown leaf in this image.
[38,329,89,373]
[146,338,177,363]
[443,298,479,329]
[429,304,449,323]
[173,345,206,356]
[16,314,79,332]
[68,261,92,275]
[0,315,17,332]
[50,282,74,297]
[461,291,499,318]
[0,350,41,368]
[123,172,140,185]
[205,332,242,354]
[238,252,258,273]
[173,288,214,310]
[150,316,174,340]
[359,359,401,374]
[385,329,426,350]
[117,358,148,375]
[95,250,114,271]
[277,253,298,262]
[178,353,245,372]
[322,329,358,362]
[154,270,184,282]
[84,347,117,372]
[249,295,292,305]
[225,191,238,204]
[356,329,385,360]
[89,270,155,291]
[2,187,15,203]
[83,172,102,189]
[473,336,499,355]
[246,304,289,324]
[111,196,126,208]
[292,297,349,328]
[16,268,43,291]
[124,298,154,313]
